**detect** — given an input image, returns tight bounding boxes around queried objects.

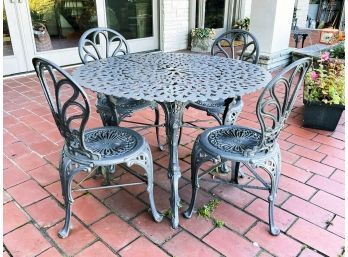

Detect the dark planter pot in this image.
[303,100,345,131]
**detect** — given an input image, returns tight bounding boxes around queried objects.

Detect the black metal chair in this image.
[183,57,312,236]
[32,57,162,238]
[186,29,260,126]
[78,27,163,150]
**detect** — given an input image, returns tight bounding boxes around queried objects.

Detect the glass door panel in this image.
[3,8,14,56]
[105,0,158,52]
[196,0,228,37]
[3,0,27,75]
[204,0,225,29]
[29,0,98,52]
[105,0,153,40]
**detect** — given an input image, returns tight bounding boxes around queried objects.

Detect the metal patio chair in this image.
[32,57,162,238]
[186,29,260,126]
[183,57,312,236]
[78,27,163,150]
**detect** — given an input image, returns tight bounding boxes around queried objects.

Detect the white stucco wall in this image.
[161,0,190,52]
[296,0,310,28]
[250,0,295,54]
[241,0,252,18]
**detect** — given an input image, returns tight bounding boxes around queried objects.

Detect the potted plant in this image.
[303,49,345,131]
[191,28,215,52]
[233,17,250,31]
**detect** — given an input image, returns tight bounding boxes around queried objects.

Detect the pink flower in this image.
[321,52,330,61]
[310,71,318,81]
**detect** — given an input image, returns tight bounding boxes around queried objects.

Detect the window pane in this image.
[29,0,98,52]
[204,0,225,28]
[3,7,14,56]
[105,0,153,39]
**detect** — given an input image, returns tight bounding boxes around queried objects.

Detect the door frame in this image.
[189,0,242,37]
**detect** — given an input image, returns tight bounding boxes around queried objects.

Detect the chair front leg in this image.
[125,143,162,223]
[250,149,281,236]
[183,137,216,219]
[58,152,91,238]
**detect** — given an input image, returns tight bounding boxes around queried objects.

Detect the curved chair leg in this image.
[125,143,162,222]
[154,105,164,151]
[58,153,90,238]
[268,151,281,236]
[184,137,215,218]
[263,151,281,236]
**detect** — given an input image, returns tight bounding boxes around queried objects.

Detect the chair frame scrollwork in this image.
[78,27,163,150]
[183,57,312,236]
[32,57,162,238]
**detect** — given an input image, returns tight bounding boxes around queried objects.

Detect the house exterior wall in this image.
[161,0,190,52]
[296,0,310,28]
[241,0,252,18]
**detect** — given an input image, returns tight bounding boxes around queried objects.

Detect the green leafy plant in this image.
[304,52,345,105]
[233,17,250,31]
[191,28,215,40]
[197,198,220,219]
[213,219,224,228]
[191,28,216,52]
[330,41,345,59]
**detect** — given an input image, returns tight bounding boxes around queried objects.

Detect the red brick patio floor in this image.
[3,71,345,257]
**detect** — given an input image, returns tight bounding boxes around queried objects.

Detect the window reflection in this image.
[3,7,14,56]
[105,0,153,39]
[204,0,225,28]
[29,0,98,52]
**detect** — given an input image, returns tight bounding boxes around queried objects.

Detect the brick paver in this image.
[3,68,344,257]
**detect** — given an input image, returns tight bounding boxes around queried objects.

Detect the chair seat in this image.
[199,125,264,160]
[65,127,145,165]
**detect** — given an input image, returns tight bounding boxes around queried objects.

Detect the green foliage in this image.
[330,42,345,59]
[29,0,55,22]
[233,17,250,31]
[213,219,224,228]
[191,28,216,39]
[304,53,345,105]
[162,208,172,218]
[197,198,220,219]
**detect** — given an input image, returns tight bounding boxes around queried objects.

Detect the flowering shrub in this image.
[304,52,345,105]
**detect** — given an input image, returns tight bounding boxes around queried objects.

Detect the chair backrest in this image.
[254,57,312,155]
[78,27,129,64]
[32,57,99,160]
[211,29,260,64]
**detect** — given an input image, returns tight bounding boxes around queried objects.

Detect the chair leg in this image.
[58,153,89,238]
[268,153,281,236]
[231,161,240,184]
[126,143,162,222]
[184,138,214,218]
[154,106,164,151]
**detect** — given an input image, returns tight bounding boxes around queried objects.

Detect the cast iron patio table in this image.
[73,52,272,228]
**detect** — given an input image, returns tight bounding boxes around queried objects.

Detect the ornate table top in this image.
[73,52,272,103]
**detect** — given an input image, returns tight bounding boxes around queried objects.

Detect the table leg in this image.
[159,101,187,229]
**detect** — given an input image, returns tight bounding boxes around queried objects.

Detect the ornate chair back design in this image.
[211,29,260,64]
[78,27,129,64]
[255,57,312,154]
[32,57,98,160]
